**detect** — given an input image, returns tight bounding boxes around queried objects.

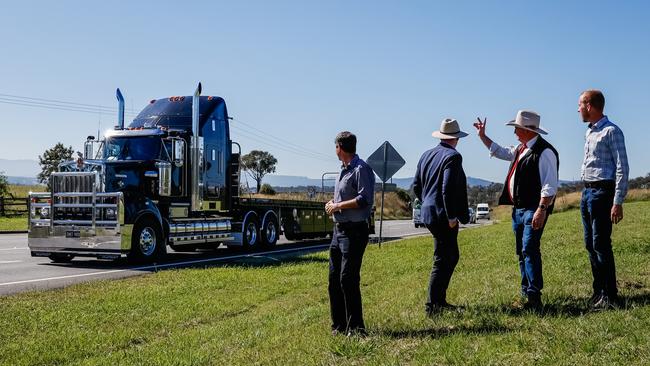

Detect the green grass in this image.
[1,202,650,365]
[0,216,27,231]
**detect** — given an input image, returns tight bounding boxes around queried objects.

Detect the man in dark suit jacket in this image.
[412,118,469,316]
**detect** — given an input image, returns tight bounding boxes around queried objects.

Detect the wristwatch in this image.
[538,203,547,211]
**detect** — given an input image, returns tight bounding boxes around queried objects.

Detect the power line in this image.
[231,117,333,160]
[0,94,139,117]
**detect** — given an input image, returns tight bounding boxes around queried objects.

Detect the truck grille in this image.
[47,172,122,227]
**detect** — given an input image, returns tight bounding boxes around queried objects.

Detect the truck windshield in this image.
[104,136,163,161]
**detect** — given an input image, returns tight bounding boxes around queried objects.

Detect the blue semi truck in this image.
[28,84,345,262]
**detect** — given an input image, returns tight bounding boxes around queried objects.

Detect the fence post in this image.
[0,197,4,217]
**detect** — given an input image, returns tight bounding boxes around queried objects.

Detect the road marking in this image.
[0,247,29,251]
[0,245,329,287]
[0,260,22,264]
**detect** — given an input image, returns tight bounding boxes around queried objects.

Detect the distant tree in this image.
[0,171,9,198]
[38,143,74,188]
[241,150,277,193]
[259,183,276,195]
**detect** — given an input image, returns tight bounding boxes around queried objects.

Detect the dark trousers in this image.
[512,208,545,298]
[581,187,618,298]
[329,222,369,332]
[425,222,459,311]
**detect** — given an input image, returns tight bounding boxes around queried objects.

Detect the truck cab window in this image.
[104,136,162,161]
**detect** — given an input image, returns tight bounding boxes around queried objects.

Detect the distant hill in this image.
[263,174,495,189]
[0,159,40,177]
[7,176,42,185]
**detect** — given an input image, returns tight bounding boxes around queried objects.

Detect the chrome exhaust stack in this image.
[116,88,125,130]
[191,82,202,212]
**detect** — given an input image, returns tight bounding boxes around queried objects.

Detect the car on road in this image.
[413,199,424,228]
[468,207,477,224]
[476,203,491,220]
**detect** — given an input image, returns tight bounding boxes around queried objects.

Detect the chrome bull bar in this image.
[27,172,130,258]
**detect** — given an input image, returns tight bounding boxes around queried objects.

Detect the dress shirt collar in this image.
[524,136,539,149]
[439,142,456,150]
[341,154,360,170]
[589,115,609,130]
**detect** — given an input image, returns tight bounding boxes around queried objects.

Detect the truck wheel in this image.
[242,214,260,251]
[49,253,74,263]
[261,215,279,247]
[129,217,166,262]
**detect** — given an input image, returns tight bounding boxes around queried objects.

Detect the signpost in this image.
[367,141,406,246]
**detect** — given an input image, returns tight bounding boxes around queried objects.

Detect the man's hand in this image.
[473,117,487,138]
[448,218,458,228]
[325,200,339,215]
[611,204,623,224]
[532,208,546,230]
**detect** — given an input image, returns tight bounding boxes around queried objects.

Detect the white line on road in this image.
[0,260,22,264]
[0,245,329,287]
[0,247,29,251]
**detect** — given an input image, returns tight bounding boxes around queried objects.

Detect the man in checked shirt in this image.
[578,89,629,310]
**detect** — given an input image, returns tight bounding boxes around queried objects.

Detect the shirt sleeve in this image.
[609,127,629,205]
[354,165,375,208]
[412,156,423,201]
[489,142,517,162]
[538,149,558,198]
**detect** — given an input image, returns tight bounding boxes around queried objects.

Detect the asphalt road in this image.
[0,219,487,296]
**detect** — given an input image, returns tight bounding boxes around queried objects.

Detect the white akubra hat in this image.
[432,118,469,139]
[505,110,548,135]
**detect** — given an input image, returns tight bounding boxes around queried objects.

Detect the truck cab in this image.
[27,85,337,263]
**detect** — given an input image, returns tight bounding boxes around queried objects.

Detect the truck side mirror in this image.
[173,139,185,167]
[156,162,172,196]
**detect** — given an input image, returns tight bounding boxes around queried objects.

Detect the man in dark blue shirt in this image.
[413,119,469,316]
[325,131,375,337]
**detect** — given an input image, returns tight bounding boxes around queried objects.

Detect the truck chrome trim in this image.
[191,82,202,212]
[116,88,125,130]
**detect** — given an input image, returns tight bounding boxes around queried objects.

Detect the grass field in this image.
[1,201,649,365]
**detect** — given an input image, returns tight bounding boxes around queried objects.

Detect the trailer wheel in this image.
[129,216,166,262]
[49,253,74,263]
[242,213,260,251]
[261,214,279,247]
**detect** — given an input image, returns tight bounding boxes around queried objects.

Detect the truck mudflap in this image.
[27,175,131,259]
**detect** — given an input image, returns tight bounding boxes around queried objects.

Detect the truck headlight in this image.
[40,207,50,219]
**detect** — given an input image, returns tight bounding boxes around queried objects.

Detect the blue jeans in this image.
[512,208,545,297]
[581,187,618,298]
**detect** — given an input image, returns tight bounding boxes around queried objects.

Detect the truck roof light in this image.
[150,99,156,104]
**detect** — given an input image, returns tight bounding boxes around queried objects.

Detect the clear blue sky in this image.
[1,0,649,183]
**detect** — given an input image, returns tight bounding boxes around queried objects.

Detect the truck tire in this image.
[242,212,260,251]
[49,253,74,263]
[261,213,279,248]
[129,216,166,262]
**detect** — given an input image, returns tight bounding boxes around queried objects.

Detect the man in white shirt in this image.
[474,110,559,311]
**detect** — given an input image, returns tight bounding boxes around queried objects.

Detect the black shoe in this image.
[593,295,619,311]
[523,295,543,312]
[588,292,603,306]
[346,328,368,338]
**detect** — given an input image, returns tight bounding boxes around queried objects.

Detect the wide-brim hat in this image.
[505,110,548,135]
[432,118,469,139]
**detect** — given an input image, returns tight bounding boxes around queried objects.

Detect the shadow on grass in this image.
[379,321,510,340]
[473,290,650,318]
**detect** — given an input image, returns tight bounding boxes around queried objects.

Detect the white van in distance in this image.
[476,203,491,220]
